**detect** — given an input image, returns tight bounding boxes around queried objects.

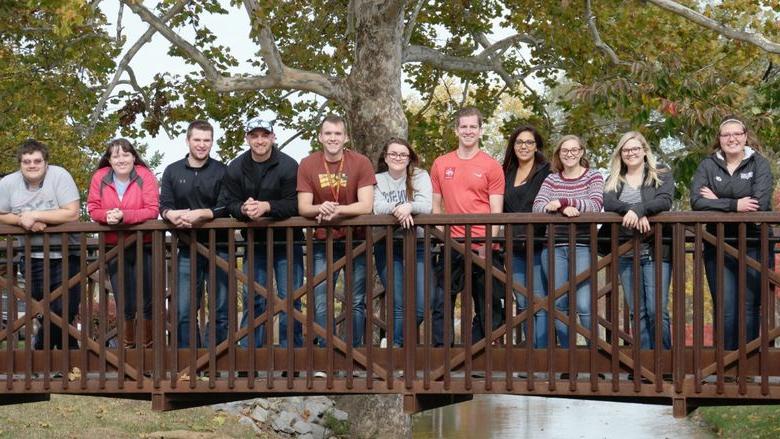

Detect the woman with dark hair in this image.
[691,116,774,350]
[604,131,674,350]
[87,138,159,349]
[501,125,551,347]
[533,135,603,348]
[373,137,432,346]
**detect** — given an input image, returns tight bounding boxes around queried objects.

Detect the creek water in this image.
[412,394,713,438]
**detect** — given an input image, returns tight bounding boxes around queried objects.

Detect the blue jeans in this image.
[108,245,152,321]
[540,244,593,348]
[240,243,304,348]
[20,256,81,350]
[176,247,229,348]
[511,247,547,348]
[313,241,367,347]
[375,240,427,346]
[619,255,671,350]
[704,242,765,350]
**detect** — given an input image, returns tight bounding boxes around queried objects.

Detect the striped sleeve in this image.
[533,175,555,212]
[576,170,604,212]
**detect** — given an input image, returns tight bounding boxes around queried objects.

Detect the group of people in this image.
[0,108,773,355]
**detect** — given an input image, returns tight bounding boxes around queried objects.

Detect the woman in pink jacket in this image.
[87,138,159,348]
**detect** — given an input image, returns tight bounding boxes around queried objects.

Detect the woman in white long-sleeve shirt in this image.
[373,138,432,347]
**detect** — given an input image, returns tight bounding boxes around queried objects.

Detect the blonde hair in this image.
[604,131,663,192]
[551,134,589,172]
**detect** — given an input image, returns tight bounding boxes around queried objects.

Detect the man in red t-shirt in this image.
[298,114,376,347]
[430,107,506,346]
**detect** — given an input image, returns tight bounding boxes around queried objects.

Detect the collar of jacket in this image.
[183,154,213,170]
[240,146,280,174]
[100,165,142,188]
[712,146,756,171]
[506,159,549,189]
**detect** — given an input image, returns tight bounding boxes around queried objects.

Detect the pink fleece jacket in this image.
[87,164,159,244]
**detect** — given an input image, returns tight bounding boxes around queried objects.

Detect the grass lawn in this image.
[694,405,780,438]
[0,394,273,438]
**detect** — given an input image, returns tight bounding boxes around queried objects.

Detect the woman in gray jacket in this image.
[604,131,674,350]
[691,115,774,350]
[373,138,432,347]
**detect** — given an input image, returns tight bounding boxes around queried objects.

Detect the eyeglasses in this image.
[515,140,536,149]
[21,159,44,166]
[386,152,410,160]
[719,131,745,139]
[560,147,582,157]
[620,146,643,156]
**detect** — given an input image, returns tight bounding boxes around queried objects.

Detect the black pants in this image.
[432,249,506,346]
[107,244,153,321]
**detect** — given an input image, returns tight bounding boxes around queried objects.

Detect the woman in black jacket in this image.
[502,125,551,347]
[691,115,774,350]
[604,131,674,350]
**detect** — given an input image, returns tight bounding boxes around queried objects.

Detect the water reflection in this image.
[412,395,713,438]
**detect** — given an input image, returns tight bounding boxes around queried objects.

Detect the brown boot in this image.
[143,320,153,348]
[123,320,136,349]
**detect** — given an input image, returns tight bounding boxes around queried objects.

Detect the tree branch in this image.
[115,2,124,42]
[472,32,518,86]
[82,0,188,138]
[413,86,439,120]
[480,33,541,57]
[346,0,356,36]
[403,0,425,47]
[646,0,780,54]
[460,80,471,107]
[404,32,540,81]
[278,98,330,150]
[242,0,282,78]
[404,45,500,72]
[585,0,631,66]
[123,0,341,98]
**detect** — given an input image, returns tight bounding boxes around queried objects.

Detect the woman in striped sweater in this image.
[533,135,604,348]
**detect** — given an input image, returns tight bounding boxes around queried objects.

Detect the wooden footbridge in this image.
[1,213,778,418]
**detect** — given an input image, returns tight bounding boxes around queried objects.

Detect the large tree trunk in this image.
[333,394,411,438]
[343,0,408,164]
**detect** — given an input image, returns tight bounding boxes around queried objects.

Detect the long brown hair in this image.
[376,137,419,200]
[501,124,548,175]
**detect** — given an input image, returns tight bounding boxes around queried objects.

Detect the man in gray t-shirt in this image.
[0,139,81,351]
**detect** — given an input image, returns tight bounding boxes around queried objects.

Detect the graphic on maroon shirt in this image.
[318,173,347,189]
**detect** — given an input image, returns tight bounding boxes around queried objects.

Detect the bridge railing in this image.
[0,212,778,415]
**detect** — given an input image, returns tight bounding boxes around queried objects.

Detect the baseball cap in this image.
[244,117,274,134]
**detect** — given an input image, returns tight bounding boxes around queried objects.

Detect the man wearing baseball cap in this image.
[218,116,304,349]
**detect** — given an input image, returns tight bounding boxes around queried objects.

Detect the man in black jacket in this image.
[218,117,303,348]
[160,120,229,348]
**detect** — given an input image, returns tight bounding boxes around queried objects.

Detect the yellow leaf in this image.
[68,367,81,381]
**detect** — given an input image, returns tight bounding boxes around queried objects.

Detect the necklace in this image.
[322,153,345,201]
